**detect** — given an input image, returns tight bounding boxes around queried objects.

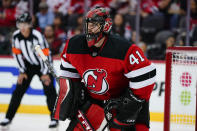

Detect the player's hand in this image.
[41,74,51,86]
[17,73,28,84]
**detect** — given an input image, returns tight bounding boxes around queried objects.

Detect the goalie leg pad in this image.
[53,77,87,120]
[67,102,106,131]
[53,77,73,120]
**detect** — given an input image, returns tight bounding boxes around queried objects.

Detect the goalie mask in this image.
[85,7,112,47]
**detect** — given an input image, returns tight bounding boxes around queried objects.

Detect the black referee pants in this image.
[5,64,57,121]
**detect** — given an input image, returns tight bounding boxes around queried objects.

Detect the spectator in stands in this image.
[53,14,67,43]
[152,0,172,29]
[46,0,70,15]
[148,30,175,60]
[131,31,147,56]
[140,0,160,18]
[180,0,197,20]
[192,26,197,46]
[36,1,54,31]
[90,0,112,10]
[167,0,182,30]
[0,0,17,55]
[13,0,29,18]
[111,13,132,40]
[66,14,83,39]
[109,0,130,16]
[153,0,171,12]
[68,0,84,15]
[67,26,82,40]
[44,25,62,56]
[0,0,16,27]
[175,32,186,46]
[0,29,12,55]
[76,14,83,31]
[32,0,41,15]
[111,13,125,37]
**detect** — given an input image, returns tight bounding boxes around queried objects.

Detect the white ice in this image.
[0,113,194,131]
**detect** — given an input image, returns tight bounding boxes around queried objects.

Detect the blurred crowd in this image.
[0,0,197,60]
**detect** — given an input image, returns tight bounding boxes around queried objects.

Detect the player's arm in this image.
[105,44,156,128]
[59,40,81,80]
[12,32,26,73]
[124,44,156,101]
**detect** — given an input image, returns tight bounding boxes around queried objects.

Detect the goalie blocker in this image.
[53,77,150,131]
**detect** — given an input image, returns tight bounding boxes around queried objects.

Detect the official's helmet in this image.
[16,12,32,28]
[85,7,112,47]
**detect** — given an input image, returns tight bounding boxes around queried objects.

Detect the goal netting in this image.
[164,47,197,131]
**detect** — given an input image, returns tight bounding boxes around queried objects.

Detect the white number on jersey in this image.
[129,51,145,65]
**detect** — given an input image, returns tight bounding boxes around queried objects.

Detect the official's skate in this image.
[49,120,59,131]
[0,118,11,131]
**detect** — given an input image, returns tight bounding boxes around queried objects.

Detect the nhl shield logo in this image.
[83,69,109,95]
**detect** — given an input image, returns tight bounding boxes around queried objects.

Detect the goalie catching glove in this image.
[104,88,145,129]
[53,77,87,120]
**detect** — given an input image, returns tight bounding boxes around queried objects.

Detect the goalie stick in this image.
[34,45,108,131]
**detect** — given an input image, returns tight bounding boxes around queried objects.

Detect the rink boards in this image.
[0,57,166,122]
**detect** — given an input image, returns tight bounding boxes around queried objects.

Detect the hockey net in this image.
[164,47,197,131]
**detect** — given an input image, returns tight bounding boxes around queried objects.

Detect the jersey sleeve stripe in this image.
[129,76,156,89]
[61,59,75,69]
[125,63,155,78]
[129,69,156,82]
[60,64,78,73]
[59,70,81,78]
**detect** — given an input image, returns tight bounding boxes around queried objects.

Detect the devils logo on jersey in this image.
[83,69,109,95]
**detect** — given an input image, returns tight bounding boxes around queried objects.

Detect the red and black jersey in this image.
[60,34,156,101]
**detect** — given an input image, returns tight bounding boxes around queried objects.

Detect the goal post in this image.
[164,47,197,131]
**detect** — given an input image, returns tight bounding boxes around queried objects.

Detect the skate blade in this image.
[49,126,59,131]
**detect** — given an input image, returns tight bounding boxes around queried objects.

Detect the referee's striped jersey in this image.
[12,29,52,75]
